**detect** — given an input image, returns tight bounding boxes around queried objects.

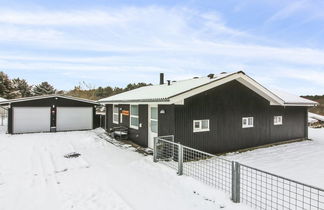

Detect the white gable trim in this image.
[236,75,284,105]
[169,72,286,105]
[0,95,98,105]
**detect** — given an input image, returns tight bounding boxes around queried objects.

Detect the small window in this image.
[193,119,209,132]
[274,116,282,125]
[242,117,253,128]
[130,105,139,129]
[113,105,119,124]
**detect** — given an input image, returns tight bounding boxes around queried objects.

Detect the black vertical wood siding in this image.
[105,104,148,147]
[106,104,113,131]
[137,105,148,147]
[51,106,56,127]
[7,107,12,134]
[174,80,308,154]
[158,105,175,137]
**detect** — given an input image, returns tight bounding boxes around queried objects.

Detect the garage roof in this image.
[98,71,318,107]
[0,95,99,105]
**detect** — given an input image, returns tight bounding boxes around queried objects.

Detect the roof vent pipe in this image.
[160,73,164,85]
[167,80,171,86]
[207,73,215,79]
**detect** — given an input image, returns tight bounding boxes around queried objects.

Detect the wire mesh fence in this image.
[182,145,232,194]
[240,164,324,210]
[154,135,179,171]
[153,136,324,210]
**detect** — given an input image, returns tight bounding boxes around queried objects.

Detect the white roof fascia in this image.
[283,103,318,107]
[2,95,98,105]
[99,101,179,105]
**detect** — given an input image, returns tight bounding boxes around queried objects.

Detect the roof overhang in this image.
[0,95,99,106]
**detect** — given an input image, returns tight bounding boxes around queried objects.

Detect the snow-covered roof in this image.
[309,112,324,122]
[0,95,98,105]
[0,97,7,102]
[98,71,318,107]
[99,72,236,103]
[271,89,315,105]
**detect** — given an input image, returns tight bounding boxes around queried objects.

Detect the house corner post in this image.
[231,161,241,203]
[153,137,158,162]
[305,108,309,139]
[177,144,183,175]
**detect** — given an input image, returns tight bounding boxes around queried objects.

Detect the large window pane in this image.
[130,105,138,116]
[202,120,209,129]
[131,117,139,127]
[113,114,118,122]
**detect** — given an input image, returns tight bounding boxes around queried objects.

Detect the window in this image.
[113,105,119,124]
[130,105,139,129]
[242,117,253,128]
[150,107,158,133]
[274,116,283,125]
[193,119,209,132]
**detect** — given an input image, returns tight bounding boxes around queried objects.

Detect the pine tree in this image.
[0,71,15,99]
[12,78,32,98]
[32,82,56,96]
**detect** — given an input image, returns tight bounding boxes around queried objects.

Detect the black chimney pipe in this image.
[160,73,164,85]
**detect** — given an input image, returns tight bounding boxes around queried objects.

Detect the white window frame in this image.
[242,117,254,128]
[113,104,119,124]
[120,113,123,124]
[130,105,139,129]
[274,116,283,125]
[193,119,210,132]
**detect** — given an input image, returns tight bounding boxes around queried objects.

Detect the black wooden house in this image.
[99,71,317,154]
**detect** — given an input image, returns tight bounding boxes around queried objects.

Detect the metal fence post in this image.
[153,137,158,162]
[231,161,241,203]
[177,144,183,175]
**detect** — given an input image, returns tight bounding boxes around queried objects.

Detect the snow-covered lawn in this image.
[0,127,249,210]
[224,128,324,189]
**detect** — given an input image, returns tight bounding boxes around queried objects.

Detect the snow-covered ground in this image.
[0,127,249,210]
[224,128,324,189]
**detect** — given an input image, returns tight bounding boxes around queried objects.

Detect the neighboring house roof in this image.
[0,95,99,105]
[98,71,318,107]
[308,112,324,122]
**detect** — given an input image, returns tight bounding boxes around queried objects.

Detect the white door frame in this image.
[148,105,158,149]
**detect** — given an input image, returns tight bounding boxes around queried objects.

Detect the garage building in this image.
[0,95,98,134]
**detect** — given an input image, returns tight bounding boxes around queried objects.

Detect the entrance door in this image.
[148,105,158,148]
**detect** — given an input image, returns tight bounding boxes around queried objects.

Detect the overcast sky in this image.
[0,0,324,95]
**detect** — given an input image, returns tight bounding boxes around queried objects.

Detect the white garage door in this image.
[13,107,51,134]
[56,107,93,131]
